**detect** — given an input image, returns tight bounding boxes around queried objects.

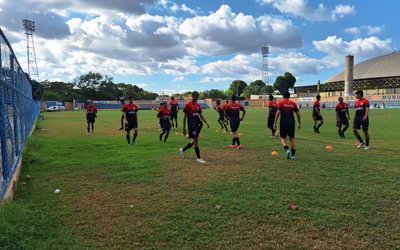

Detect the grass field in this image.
[1,107,399,249]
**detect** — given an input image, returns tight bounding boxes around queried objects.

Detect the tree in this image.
[273,72,296,94]
[200,89,227,99]
[243,80,274,98]
[229,80,247,97]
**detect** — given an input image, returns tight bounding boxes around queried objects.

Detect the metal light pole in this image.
[261,46,270,92]
[22,19,39,82]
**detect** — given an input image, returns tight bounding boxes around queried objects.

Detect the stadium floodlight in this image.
[23,19,36,34]
[261,46,270,92]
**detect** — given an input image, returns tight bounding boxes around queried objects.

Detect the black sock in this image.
[159,132,165,141]
[291,149,296,156]
[194,147,201,159]
[271,129,275,136]
[126,134,131,144]
[91,125,94,132]
[183,142,193,151]
[313,126,316,131]
[366,138,369,146]
[317,123,322,129]
[232,138,235,145]
[224,124,228,130]
[121,119,124,129]
[342,126,348,134]
[164,131,169,141]
[284,145,289,151]
[87,127,90,133]
[338,129,342,136]
[236,137,241,145]
[356,135,363,143]
[218,120,223,128]
[133,133,137,142]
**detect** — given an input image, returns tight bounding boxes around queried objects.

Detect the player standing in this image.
[335,97,350,138]
[267,95,278,138]
[158,102,171,142]
[86,100,97,135]
[179,91,210,164]
[353,90,370,149]
[169,96,180,131]
[225,96,246,149]
[123,96,139,145]
[273,92,301,160]
[313,95,324,133]
[215,100,228,131]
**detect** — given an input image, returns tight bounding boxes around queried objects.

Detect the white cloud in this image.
[181,4,197,15]
[258,0,355,22]
[345,25,385,37]
[200,77,236,83]
[172,76,185,81]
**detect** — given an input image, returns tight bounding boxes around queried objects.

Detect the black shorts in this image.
[337,117,349,127]
[353,118,369,131]
[313,114,323,121]
[188,120,203,139]
[160,120,171,131]
[267,116,275,128]
[219,114,225,121]
[125,120,138,131]
[280,122,295,138]
[230,119,240,132]
[171,112,178,120]
[87,117,95,123]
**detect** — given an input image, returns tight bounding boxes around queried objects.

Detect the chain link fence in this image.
[0,28,40,201]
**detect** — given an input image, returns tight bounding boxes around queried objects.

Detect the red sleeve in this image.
[183,103,189,113]
[365,100,370,107]
[335,104,339,111]
[122,104,127,112]
[135,104,139,112]
[277,101,282,110]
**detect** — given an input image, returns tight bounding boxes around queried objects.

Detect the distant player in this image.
[313,95,324,133]
[86,100,97,135]
[215,100,228,131]
[119,99,125,130]
[335,97,350,138]
[169,96,180,131]
[225,95,246,149]
[157,102,171,142]
[353,90,370,149]
[179,91,210,164]
[273,92,301,160]
[123,96,139,145]
[267,95,278,138]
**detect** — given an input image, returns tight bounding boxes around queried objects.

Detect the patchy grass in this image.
[1,108,399,249]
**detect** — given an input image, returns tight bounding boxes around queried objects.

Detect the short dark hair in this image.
[231,95,237,101]
[316,95,321,99]
[338,96,343,102]
[268,94,274,101]
[355,90,364,97]
[128,96,134,99]
[171,96,175,100]
[283,92,290,99]
[192,91,200,97]
[216,100,220,104]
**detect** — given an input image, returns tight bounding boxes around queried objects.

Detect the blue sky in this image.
[0,0,398,95]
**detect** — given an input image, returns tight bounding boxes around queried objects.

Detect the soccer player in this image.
[335,97,350,138]
[273,92,301,160]
[215,100,228,131]
[313,95,324,133]
[179,91,210,164]
[158,102,171,142]
[353,90,370,149]
[225,95,246,149]
[119,99,125,130]
[267,95,278,138]
[170,96,180,131]
[123,96,139,145]
[86,100,97,135]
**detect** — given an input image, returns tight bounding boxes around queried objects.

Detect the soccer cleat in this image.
[197,158,207,164]
[131,141,136,145]
[364,146,370,150]
[356,142,365,149]
[291,155,297,160]
[237,144,243,150]
[230,145,236,149]
[179,148,185,158]
[285,150,291,160]
[87,132,90,135]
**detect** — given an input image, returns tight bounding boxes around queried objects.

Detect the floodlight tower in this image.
[261,46,270,91]
[22,19,39,82]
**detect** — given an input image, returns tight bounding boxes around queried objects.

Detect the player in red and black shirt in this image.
[313,95,324,133]
[273,92,301,160]
[179,91,210,164]
[169,96,180,131]
[353,90,370,149]
[267,95,278,138]
[225,95,246,149]
[215,100,228,131]
[86,100,97,135]
[123,96,139,145]
[157,102,172,142]
[335,97,350,138]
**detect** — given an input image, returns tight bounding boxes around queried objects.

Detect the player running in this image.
[273,92,301,160]
[335,97,350,138]
[169,96,180,131]
[313,95,324,133]
[86,100,97,135]
[353,90,370,149]
[225,95,246,149]
[267,95,278,138]
[158,102,171,142]
[215,100,228,131]
[123,96,139,145]
[179,91,210,164]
